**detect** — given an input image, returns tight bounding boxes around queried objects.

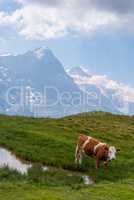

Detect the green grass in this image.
[0,112,134,199]
[0,167,133,200]
[0,180,134,200]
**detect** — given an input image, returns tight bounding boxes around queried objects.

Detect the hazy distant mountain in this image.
[0,48,78,91]
[0,48,133,117]
[66,66,134,115]
[0,48,82,117]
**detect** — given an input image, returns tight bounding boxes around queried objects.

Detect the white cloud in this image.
[0,1,133,40]
[15,0,64,6]
[0,2,120,40]
[15,0,134,15]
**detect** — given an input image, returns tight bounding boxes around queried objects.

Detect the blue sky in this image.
[0,0,134,87]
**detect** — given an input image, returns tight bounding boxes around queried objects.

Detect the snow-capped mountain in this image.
[66,66,134,115]
[0,48,133,117]
[0,47,85,117]
[0,47,79,91]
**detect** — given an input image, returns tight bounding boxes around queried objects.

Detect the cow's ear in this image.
[116,148,120,152]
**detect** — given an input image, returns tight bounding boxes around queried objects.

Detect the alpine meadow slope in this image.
[0,112,134,200]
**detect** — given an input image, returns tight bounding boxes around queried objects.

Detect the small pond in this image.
[0,147,32,174]
[0,147,93,185]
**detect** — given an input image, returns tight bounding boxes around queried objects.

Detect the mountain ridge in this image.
[0,47,133,117]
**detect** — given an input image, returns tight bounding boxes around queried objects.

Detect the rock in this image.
[82,175,94,185]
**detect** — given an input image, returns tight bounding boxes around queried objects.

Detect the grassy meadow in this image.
[0,112,134,199]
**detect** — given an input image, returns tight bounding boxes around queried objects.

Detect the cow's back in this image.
[78,134,99,156]
[84,137,99,156]
[78,134,89,146]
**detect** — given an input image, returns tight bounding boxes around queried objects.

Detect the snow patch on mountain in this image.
[33,47,50,59]
[66,66,90,77]
[0,65,12,84]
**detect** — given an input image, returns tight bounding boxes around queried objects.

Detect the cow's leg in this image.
[75,150,83,164]
[75,144,79,163]
[104,161,108,172]
[75,144,83,164]
[78,151,83,164]
[92,157,100,182]
[96,157,100,170]
[75,134,89,165]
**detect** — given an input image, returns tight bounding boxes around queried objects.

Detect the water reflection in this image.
[0,147,31,174]
[82,175,94,185]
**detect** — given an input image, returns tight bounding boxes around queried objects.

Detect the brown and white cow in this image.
[75,134,120,169]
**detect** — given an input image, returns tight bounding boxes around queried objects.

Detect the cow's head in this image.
[108,146,120,161]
